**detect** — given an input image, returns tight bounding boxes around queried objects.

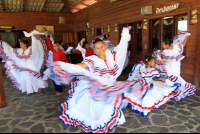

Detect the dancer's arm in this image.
[76,40,86,59]
[183,35,190,47]
[44,31,54,52]
[153,77,163,82]
[114,27,131,76]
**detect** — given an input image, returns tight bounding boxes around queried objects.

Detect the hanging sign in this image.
[101,26,104,34]
[143,18,147,30]
[108,24,111,33]
[190,9,198,24]
[115,24,118,32]
[155,2,184,14]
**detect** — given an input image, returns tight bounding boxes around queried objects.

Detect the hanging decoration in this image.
[137,23,142,29]
[115,24,118,32]
[163,19,173,25]
[86,29,88,36]
[153,20,159,27]
[178,15,187,21]
[108,24,111,33]
[101,26,104,34]
[190,9,198,24]
[143,18,147,30]
[92,28,94,35]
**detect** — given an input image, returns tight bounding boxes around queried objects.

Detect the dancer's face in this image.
[94,41,106,56]
[84,43,90,49]
[20,42,27,49]
[53,43,59,51]
[161,42,169,49]
[148,58,156,67]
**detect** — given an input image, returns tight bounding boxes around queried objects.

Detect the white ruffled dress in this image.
[0,30,48,93]
[124,61,179,117]
[160,31,196,101]
[48,28,148,133]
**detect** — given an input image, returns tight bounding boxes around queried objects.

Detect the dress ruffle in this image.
[152,50,167,77]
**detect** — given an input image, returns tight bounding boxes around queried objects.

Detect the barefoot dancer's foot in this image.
[56,92,64,96]
[36,88,42,94]
[25,91,31,95]
[111,127,116,132]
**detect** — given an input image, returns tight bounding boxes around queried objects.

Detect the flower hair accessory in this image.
[146,57,149,61]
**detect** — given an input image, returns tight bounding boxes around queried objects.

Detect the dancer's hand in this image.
[121,27,131,41]
[79,38,85,46]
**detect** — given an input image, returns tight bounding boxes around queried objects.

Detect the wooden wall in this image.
[0,12,73,42]
[73,0,200,85]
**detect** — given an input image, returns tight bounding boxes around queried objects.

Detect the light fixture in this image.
[86,22,91,28]
[59,16,66,24]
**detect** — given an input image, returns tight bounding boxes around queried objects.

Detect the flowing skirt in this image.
[59,79,125,133]
[123,80,178,117]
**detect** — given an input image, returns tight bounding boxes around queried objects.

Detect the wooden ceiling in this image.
[0,0,98,13]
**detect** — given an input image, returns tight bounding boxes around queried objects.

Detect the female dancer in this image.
[123,55,179,117]
[160,31,196,101]
[48,27,148,133]
[0,30,48,95]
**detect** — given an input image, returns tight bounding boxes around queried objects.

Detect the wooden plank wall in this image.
[0,12,73,42]
[73,0,200,84]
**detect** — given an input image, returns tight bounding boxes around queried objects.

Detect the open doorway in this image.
[95,28,102,37]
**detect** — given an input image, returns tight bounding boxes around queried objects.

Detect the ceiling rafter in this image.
[24,0,62,3]
[58,3,64,13]
[62,0,73,13]
[21,0,23,11]
[40,0,46,12]
[68,0,89,6]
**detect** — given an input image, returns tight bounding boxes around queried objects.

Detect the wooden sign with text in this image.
[0,26,13,29]
[155,1,184,14]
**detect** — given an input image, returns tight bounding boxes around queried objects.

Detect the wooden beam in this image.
[62,0,73,13]
[194,9,200,86]
[68,0,89,6]
[21,0,23,11]
[0,3,2,11]
[24,0,62,3]
[2,4,21,6]
[58,3,64,13]
[69,6,81,10]
[40,0,46,12]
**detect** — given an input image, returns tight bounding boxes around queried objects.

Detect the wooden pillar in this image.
[0,62,6,108]
[194,9,200,86]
